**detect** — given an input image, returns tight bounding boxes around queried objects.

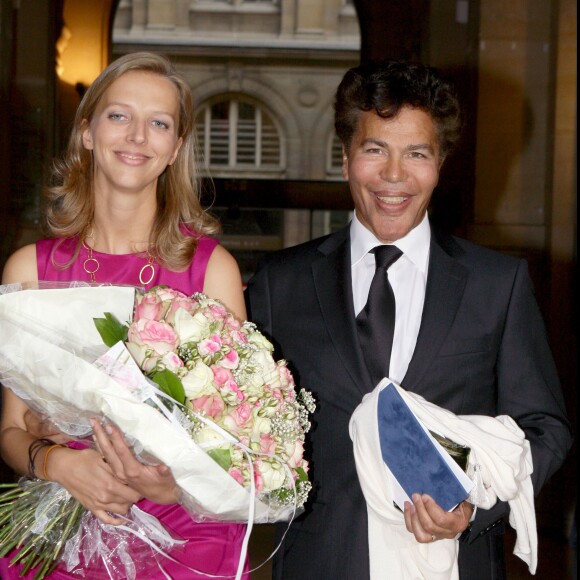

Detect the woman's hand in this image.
[403,494,473,543]
[49,445,143,525]
[92,419,180,505]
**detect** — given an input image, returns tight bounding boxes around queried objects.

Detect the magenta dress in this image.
[0,234,250,580]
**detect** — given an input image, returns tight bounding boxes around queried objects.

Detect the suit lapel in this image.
[312,227,374,396]
[403,232,469,390]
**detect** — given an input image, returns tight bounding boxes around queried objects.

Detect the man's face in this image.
[342,106,442,243]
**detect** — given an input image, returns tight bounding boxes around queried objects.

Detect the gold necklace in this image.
[82,238,156,286]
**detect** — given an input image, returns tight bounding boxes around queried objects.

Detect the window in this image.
[327,131,344,175]
[197,97,283,171]
[196,0,278,5]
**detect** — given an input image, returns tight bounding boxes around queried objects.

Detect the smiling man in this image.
[245,60,571,580]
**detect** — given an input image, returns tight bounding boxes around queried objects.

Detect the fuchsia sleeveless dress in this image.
[0,234,250,580]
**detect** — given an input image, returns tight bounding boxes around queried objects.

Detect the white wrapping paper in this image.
[0,283,291,523]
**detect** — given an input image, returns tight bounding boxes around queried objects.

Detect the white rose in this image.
[126,342,158,373]
[181,361,216,399]
[250,350,278,384]
[195,425,231,449]
[251,413,272,435]
[246,330,274,352]
[260,459,287,491]
[245,371,266,391]
[174,308,211,343]
[126,341,148,368]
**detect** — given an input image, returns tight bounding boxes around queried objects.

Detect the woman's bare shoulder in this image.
[2,243,38,284]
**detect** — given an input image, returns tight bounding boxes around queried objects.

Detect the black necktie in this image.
[356,245,403,386]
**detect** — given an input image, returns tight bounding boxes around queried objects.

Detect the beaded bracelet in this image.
[42,443,64,481]
[27,437,55,478]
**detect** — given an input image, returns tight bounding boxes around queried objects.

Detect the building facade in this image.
[112,0,361,274]
[113,0,360,182]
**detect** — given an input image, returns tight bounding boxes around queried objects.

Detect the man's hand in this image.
[404,493,473,542]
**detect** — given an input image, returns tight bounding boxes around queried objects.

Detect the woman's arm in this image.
[1,243,38,285]
[1,244,141,524]
[0,387,141,524]
[203,244,247,320]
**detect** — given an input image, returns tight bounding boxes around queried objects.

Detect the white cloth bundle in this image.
[349,380,537,579]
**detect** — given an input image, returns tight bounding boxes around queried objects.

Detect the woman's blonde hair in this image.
[45,51,219,271]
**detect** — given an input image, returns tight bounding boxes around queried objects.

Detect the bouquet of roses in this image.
[98,285,315,511]
[0,282,315,579]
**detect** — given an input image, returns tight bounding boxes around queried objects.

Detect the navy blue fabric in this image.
[377,384,469,511]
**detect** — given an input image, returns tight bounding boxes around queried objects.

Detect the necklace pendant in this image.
[83,257,99,283]
[139,263,155,286]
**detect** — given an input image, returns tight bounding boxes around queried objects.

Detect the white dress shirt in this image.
[350,212,431,384]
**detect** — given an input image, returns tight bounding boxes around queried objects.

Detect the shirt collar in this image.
[350,211,431,274]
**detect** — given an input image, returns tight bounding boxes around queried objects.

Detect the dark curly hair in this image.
[334,59,462,160]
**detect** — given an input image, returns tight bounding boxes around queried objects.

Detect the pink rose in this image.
[169,294,194,310]
[253,462,264,492]
[135,292,165,322]
[229,468,245,485]
[284,440,305,469]
[153,287,188,302]
[223,403,251,432]
[233,402,252,427]
[278,364,295,391]
[219,379,244,405]
[225,316,241,331]
[192,394,225,419]
[198,334,222,356]
[218,348,239,369]
[208,303,228,320]
[259,433,276,455]
[128,319,178,355]
[231,330,248,345]
[165,296,197,324]
[213,366,234,386]
[268,387,284,403]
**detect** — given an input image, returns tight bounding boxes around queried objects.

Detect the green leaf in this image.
[294,467,308,481]
[207,448,232,471]
[150,369,186,405]
[93,313,128,347]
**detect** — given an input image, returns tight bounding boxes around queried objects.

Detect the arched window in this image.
[198,0,279,4]
[196,97,283,173]
[327,131,344,177]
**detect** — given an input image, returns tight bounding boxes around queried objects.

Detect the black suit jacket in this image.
[245,224,572,580]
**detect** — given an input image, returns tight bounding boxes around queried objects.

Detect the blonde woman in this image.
[0,52,249,579]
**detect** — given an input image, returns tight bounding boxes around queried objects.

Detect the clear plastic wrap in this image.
[0,479,182,579]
